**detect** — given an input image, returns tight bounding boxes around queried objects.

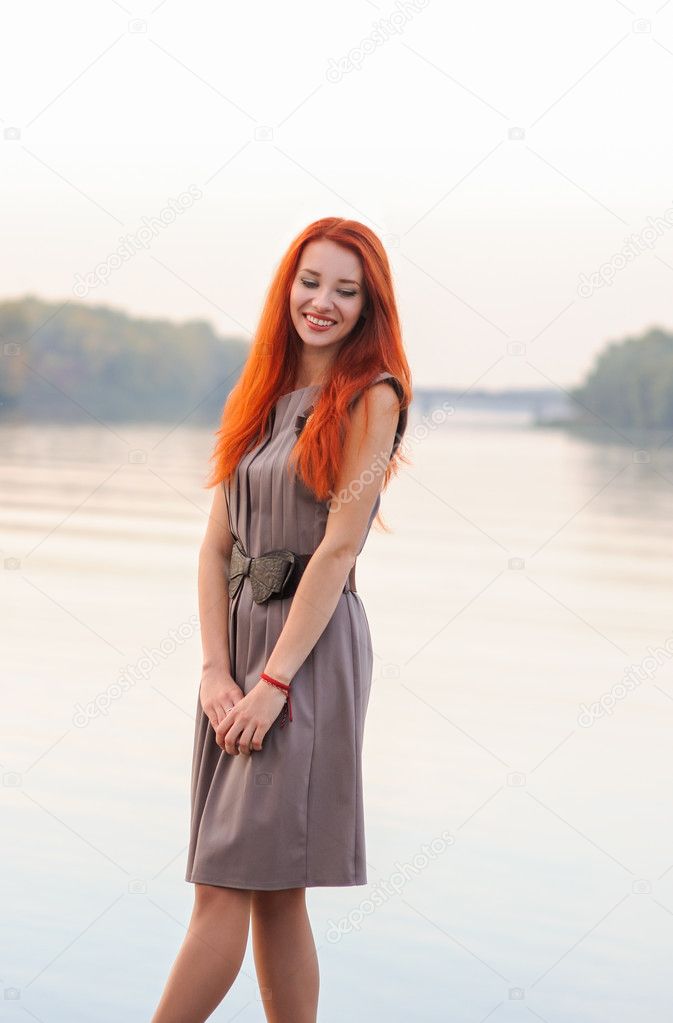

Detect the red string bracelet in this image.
[260,672,293,728]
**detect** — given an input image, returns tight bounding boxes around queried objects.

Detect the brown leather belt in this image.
[228,539,356,604]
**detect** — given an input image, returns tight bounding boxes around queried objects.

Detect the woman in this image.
[151,217,412,1023]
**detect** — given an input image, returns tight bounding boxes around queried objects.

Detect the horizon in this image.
[3,290,669,397]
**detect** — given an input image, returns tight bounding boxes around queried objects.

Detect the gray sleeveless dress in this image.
[185,371,407,889]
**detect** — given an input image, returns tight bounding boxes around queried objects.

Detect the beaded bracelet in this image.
[260,672,293,728]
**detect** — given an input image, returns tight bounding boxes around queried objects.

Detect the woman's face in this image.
[289,238,367,352]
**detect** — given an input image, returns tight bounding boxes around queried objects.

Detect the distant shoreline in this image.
[3,297,671,433]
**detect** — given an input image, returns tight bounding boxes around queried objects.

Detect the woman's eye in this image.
[300,278,357,298]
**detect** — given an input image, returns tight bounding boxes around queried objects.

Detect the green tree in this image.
[572,327,673,429]
[0,296,249,424]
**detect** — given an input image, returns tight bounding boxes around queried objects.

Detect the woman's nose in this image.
[311,292,334,310]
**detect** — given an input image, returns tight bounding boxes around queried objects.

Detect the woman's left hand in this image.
[215,680,288,755]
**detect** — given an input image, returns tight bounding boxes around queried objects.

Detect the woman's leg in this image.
[250,888,319,1023]
[150,883,252,1023]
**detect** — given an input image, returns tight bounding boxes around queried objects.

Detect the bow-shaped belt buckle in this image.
[228,539,302,604]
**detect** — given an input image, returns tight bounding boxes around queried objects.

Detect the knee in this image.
[194,882,251,915]
[251,887,306,919]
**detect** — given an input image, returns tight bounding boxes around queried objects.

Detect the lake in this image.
[2,406,672,1021]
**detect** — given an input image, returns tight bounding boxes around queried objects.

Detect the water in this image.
[2,411,673,1021]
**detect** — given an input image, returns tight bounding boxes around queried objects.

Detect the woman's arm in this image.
[261,379,402,685]
[198,484,235,672]
[198,485,244,728]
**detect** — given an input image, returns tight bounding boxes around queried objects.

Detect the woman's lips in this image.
[303,312,336,333]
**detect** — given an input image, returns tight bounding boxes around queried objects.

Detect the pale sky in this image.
[2,0,672,391]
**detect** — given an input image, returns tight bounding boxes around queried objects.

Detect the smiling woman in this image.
[289,240,368,345]
[150,218,412,1023]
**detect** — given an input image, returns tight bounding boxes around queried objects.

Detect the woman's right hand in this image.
[199,666,245,733]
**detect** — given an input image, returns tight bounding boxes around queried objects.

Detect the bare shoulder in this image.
[352,377,402,422]
[343,378,401,463]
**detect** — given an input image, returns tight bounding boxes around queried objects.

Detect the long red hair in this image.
[206,217,412,528]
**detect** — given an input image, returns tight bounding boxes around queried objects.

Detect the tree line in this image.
[0,296,249,425]
[571,327,673,430]
[1,297,672,431]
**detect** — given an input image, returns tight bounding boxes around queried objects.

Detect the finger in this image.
[238,724,257,756]
[215,708,238,748]
[225,722,244,756]
[250,724,265,753]
[215,715,232,750]
[214,702,231,726]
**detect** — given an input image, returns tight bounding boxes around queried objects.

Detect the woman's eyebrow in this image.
[299,268,361,285]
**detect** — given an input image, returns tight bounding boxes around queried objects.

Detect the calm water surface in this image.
[2,410,673,1021]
